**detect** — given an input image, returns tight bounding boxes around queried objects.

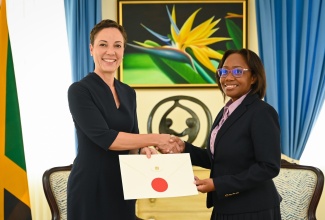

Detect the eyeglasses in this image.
[216,68,250,78]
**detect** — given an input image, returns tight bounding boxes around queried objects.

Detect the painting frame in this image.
[117,0,248,88]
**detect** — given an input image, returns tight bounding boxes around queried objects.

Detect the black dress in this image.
[67,72,138,220]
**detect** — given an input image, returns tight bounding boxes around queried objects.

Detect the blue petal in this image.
[127,43,194,69]
[166,5,180,35]
[140,24,171,44]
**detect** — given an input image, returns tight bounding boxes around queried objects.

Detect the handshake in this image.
[156,134,185,154]
[139,134,185,156]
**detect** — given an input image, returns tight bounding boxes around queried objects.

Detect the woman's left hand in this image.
[194,176,215,193]
[139,147,159,158]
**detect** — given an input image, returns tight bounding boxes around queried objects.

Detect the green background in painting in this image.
[118,1,245,87]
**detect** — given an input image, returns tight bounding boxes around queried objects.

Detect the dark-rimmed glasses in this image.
[216,68,250,78]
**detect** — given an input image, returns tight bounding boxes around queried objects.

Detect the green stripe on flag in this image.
[5,38,27,171]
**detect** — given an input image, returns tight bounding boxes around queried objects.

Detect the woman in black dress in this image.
[67,19,180,220]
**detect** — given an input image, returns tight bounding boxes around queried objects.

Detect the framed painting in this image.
[117,0,247,88]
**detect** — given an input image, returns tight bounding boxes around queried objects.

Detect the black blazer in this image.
[185,93,281,214]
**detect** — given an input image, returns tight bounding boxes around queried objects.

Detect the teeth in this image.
[225,84,237,88]
[103,59,115,62]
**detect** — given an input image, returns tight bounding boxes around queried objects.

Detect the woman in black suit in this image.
[166,49,282,220]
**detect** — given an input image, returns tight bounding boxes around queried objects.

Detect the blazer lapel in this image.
[212,94,258,157]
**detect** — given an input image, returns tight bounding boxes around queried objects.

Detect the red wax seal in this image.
[151,177,168,192]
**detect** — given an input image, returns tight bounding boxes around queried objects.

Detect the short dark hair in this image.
[90,19,127,48]
[216,48,266,100]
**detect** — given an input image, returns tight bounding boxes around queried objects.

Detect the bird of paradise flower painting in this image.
[118,1,246,87]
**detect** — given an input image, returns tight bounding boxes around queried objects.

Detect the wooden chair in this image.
[147,95,212,148]
[273,159,324,220]
[42,165,72,220]
[42,165,144,220]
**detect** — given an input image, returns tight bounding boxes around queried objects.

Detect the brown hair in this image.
[90,19,127,48]
[216,48,266,100]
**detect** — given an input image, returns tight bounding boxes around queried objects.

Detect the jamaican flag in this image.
[0,0,32,219]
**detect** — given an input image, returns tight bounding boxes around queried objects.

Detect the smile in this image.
[224,84,238,88]
[103,58,116,62]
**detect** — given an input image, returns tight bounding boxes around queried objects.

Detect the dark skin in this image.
[164,53,257,194]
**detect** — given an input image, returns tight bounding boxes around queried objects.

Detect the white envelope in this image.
[119,153,198,200]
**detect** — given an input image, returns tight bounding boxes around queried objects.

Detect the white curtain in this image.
[7,0,75,219]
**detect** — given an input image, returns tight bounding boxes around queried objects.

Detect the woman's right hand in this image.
[155,134,184,154]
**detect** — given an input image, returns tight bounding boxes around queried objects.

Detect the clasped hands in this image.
[139,134,184,156]
[155,134,185,154]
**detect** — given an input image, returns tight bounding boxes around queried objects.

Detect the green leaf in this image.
[226,41,236,50]
[143,40,161,47]
[185,48,217,83]
[154,57,208,84]
[123,53,211,84]
[123,45,217,84]
[123,54,173,84]
[225,18,243,49]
